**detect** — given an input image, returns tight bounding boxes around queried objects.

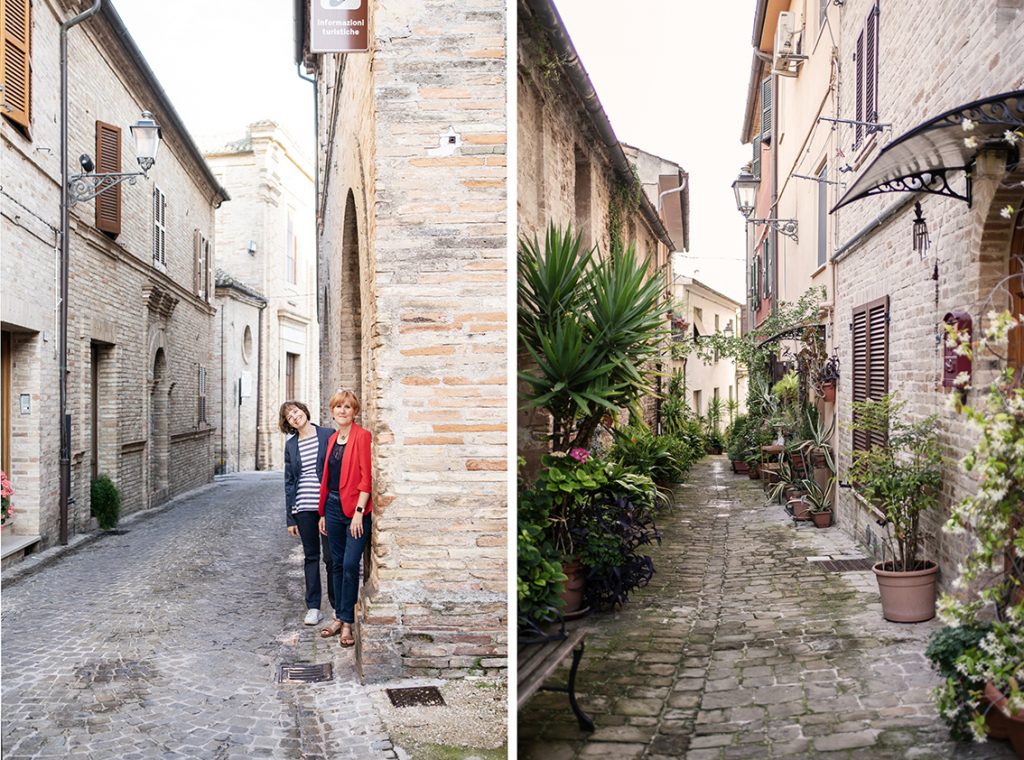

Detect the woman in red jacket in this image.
[317,388,372,647]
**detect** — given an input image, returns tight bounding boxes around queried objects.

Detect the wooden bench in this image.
[517,625,594,732]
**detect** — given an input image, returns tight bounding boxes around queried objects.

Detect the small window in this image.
[198,366,208,424]
[153,187,166,268]
[693,389,702,416]
[242,325,253,364]
[286,352,298,399]
[817,164,829,267]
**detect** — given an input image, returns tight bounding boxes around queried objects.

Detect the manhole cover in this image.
[809,558,874,572]
[386,686,446,707]
[278,662,333,683]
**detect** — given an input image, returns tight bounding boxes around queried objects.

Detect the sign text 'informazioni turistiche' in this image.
[310,0,368,54]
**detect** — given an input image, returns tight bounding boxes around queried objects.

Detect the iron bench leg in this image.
[566,640,594,732]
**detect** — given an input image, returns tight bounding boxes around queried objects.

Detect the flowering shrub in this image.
[931,310,1024,743]
[1,469,13,526]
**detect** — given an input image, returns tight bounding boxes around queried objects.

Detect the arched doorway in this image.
[340,190,363,402]
[149,348,169,505]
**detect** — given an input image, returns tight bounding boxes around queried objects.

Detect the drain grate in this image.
[386,686,446,707]
[810,558,875,572]
[278,662,333,683]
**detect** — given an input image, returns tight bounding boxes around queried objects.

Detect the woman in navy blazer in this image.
[281,400,336,628]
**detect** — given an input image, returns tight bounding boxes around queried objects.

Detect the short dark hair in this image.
[279,400,311,435]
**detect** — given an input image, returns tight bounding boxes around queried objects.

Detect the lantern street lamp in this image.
[69,111,162,205]
[732,169,799,241]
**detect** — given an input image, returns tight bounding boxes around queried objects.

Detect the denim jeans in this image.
[293,510,334,611]
[323,492,370,624]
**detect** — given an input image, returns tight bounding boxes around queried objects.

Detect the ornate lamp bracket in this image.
[68,168,150,206]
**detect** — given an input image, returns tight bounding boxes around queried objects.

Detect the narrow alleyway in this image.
[519,457,1016,759]
[0,473,393,760]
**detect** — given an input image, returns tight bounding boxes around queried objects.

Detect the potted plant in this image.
[726,415,751,473]
[817,353,840,403]
[849,394,942,623]
[90,474,121,531]
[800,476,835,528]
[799,410,836,491]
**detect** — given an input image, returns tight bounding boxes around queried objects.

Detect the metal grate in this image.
[810,558,875,572]
[278,662,333,683]
[386,686,446,707]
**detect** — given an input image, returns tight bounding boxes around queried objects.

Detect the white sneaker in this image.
[304,609,322,626]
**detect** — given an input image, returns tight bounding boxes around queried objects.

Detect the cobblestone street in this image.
[519,457,1017,759]
[1,473,393,760]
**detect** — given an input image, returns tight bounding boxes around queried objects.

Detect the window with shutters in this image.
[817,164,828,267]
[762,238,773,299]
[1010,209,1024,378]
[152,187,166,269]
[1,0,31,132]
[752,135,761,181]
[197,366,207,424]
[194,230,212,301]
[853,1,880,149]
[851,296,889,451]
[95,121,122,236]
[760,76,772,145]
[286,353,298,400]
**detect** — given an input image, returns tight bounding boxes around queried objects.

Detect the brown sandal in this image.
[320,619,343,638]
[339,623,355,648]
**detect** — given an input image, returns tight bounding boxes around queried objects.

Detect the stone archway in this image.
[340,190,364,402]
[149,348,169,506]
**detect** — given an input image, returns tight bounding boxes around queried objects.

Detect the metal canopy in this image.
[832,91,1024,212]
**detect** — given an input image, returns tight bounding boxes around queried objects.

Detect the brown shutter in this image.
[205,237,213,303]
[851,305,869,451]
[1,0,31,130]
[865,6,876,126]
[867,297,889,447]
[95,121,122,236]
[854,30,864,145]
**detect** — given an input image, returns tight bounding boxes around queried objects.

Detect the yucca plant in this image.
[518,224,668,450]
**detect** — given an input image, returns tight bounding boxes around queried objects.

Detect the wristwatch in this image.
[355,507,364,514]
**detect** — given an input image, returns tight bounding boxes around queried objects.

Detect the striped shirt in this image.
[293,434,321,513]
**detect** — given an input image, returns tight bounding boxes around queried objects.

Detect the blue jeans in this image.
[294,510,334,611]
[323,492,370,624]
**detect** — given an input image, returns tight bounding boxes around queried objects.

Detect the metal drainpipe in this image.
[770,70,779,318]
[254,302,266,470]
[59,0,103,546]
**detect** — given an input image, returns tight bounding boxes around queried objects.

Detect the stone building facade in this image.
[741,0,1024,589]
[1,0,227,559]
[205,122,317,472]
[517,0,678,464]
[294,0,507,680]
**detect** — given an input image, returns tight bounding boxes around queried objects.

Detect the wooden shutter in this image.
[193,229,201,295]
[852,296,889,451]
[752,135,761,181]
[866,2,879,126]
[153,188,166,266]
[854,30,864,145]
[95,121,122,236]
[205,237,213,303]
[1010,210,1024,378]
[760,76,772,144]
[1,0,31,130]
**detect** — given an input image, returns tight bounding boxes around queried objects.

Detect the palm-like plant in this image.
[519,224,668,450]
[800,410,836,472]
[800,476,835,513]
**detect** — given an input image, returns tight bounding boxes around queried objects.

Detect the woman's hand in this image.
[350,515,364,539]
[318,516,327,536]
[287,525,299,538]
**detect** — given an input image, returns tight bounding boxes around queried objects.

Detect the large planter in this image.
[788,497,810,521]
[747,463,761,479]
[732,460,749,474]
[820,382,836,403]
[811,510,832,528]
[561,560,586,616]
[983,681,1024,757]
[872,560,939,622]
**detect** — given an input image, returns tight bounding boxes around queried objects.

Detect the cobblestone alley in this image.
[519,457,1017,759]
[1,473,394,760]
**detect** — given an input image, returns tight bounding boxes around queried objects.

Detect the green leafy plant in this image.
[799,476,835,513]
[848,394,942,571]
[518,224,667,451]
[609,424,681,486]
[800,409,836,472]
[926,623,995,742]
[90,474,121,531]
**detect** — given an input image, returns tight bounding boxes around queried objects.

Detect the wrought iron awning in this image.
[832,91,1024,212]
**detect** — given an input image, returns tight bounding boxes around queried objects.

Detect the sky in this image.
[554,1,755,302]
[113,0,315,158]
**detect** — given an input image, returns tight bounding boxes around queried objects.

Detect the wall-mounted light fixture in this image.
[247,240,258,255]
[913,201,931,259]
[731,169,799,240]
[68,111,162,205]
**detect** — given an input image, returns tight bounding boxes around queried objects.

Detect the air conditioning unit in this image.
[773,11,806,76]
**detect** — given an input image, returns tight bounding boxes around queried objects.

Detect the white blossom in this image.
[962,118,977,131]
[1000,204,1015,220]
[1005,129,1021,145]
[964,136,979,149]
[953,371,971,388]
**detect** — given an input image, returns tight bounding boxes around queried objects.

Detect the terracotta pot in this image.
[788,497,810,521]
[747,464,760,479]
[983,681,1024,756]
[561,560,586,615]
[872,560,939,623]
[811,510,832,528]
[732,460,749,474]
[821,382,836,403]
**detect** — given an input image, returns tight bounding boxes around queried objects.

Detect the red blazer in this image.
[318,422,373,518]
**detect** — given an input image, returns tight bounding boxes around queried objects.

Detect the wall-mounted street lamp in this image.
[68,111,162,204]
[723,319,735,339]
[731,170,799,241]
